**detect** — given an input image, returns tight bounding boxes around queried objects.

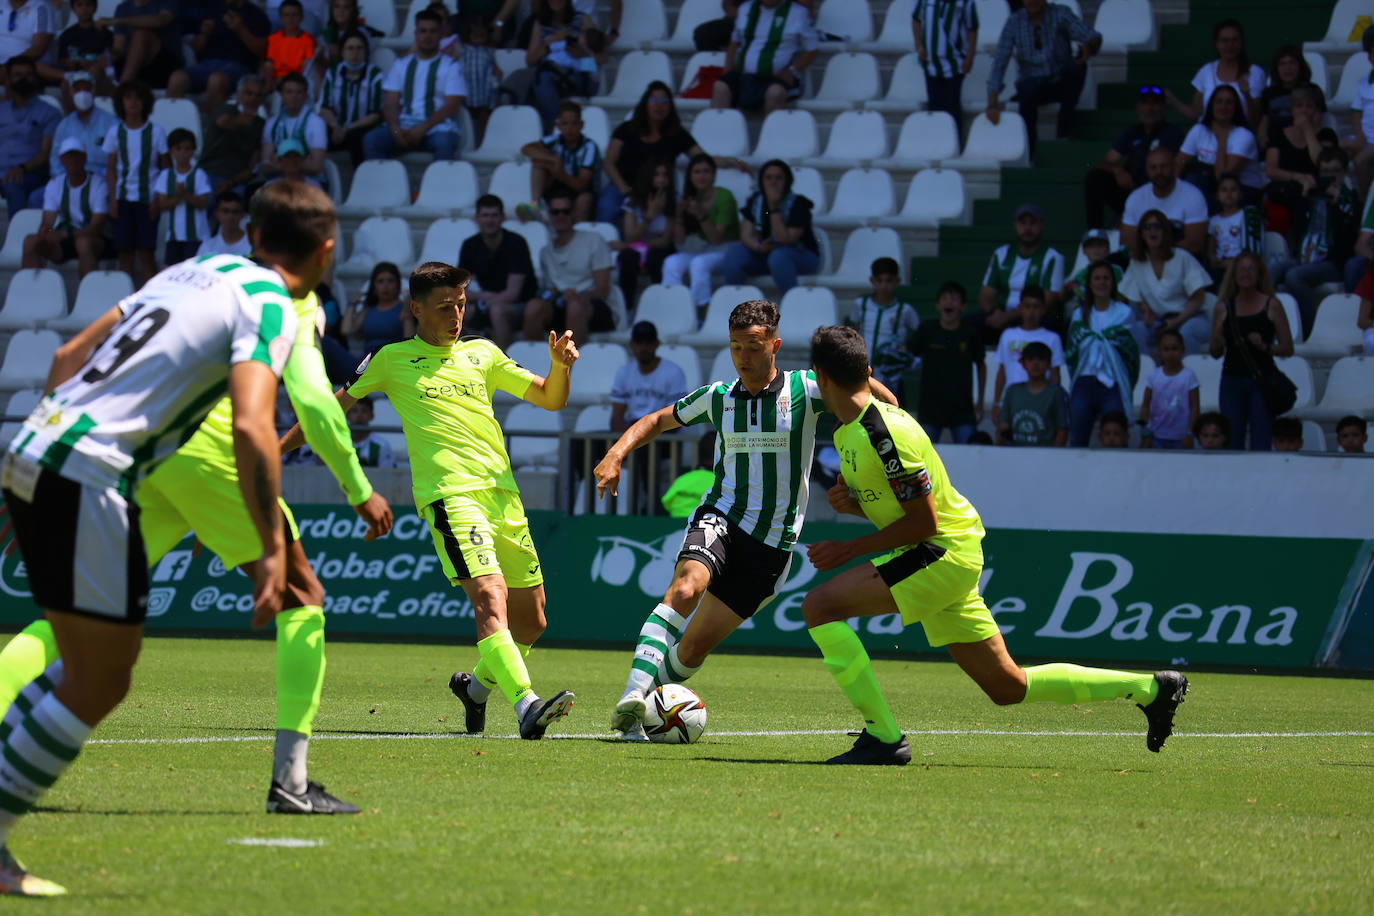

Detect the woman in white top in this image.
[1120,208,1214,355]
[1166,18,1265,125]
[1176,84,1264,204]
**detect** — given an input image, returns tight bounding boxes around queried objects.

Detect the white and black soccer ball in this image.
[642,684,707,744]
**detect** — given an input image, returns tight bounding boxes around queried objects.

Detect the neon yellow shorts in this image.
[874,544,999,648]
[138,451,299,569]
[419,488,543,588]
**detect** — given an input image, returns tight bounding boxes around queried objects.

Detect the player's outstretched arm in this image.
[229,360,289,626]
[522,330,580,411]
[44,305,123,392]
[593,405,681,498]
[280,386,356,454]
[807,493,939,572]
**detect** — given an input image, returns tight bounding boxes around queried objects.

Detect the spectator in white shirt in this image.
[260,72,327,187]
[196,189,253,258]
[362,8,465,161]
[1121,146,1209,256]
[611,321,689,432]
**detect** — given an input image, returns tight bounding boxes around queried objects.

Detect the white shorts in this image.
[1,453,148,623]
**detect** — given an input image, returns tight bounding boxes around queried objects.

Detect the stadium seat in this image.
[1263,231,1290,263]
[1275,292,1305,345]
[887,168,966,227]
[0,269,66,330]
[713,168,754,212]
[814,0,874,43]
[504,341,546,370]
[618,0,667,45]
[591,51,673,106]
[815,168,895,226]
[569,342,629,404]
[962,54,1017,110]
[382,0,428,49]
[1276,356,1316,411]
[493,48,526,79]
[865,53,928,114]
[1182,354,1222,411]
[682,285,764,345]
[1300,419,1328,451]
[1296,293,1361,358]
[358,0,396,38]
[871,0,917,51]
[573,404,611,431]
[812,226,833,276]
[708,347,736,385]
[51,270,134,334]
[792,167,828,216]
[486,161,534,219]
[676,52,726,112]
[1304,51,1330,98]
[778,286,839,347]
[399,160,479,218]
[337,217,414,277]
[370,46,396,72]
[0,330,61,391]
[873,111,960,168]
[658,344,703,391]
[948,112,1029,167]
[507,220,550,265]
[574,221,620,246]
[656,0,718,51]
[465,106,542,164]
[623,284,697,342]
[1096,0,1154,51]
[368,396,407,461]
[814,109,890,167]
[1306,0,1373,53]
[337,160,411,217]
[0,388,41,445]
[1302,356,1374,420]
[322,158,344,205]
[1332,51,1370,109]
[809,227,902,289]
[692,108,750,158]
[505,402,562,467]
[1132,354,1156,408]
[151,98,202,150]
[749,109,819,164]
[974,0,1009,49]
[0,209,42,268]
[799,52,881,113]
[581,105,610,152]
[417,217,477,265]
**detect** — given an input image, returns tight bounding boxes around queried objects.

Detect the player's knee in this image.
[979,675,1026,706]
[801,587,843,627]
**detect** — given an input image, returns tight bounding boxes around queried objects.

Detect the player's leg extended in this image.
[0,622,58,714]
[611,558,709,734]
[457,584,544,734]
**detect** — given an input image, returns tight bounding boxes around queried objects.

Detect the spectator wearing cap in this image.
[103,0,182,89]
[23,136,109,276]
[1119,146,1208,257]
[362,8,466,162]
[986,0,1101,154]
[711,0,819,116]
[45,71,118,189]
[167,0,272,114]
[610,321,689,433]
[269,137,309,185]
[0,0,56,84]
[1084,84,1185,229]
[458,194,537,350]
[199,74,266,195]
[979,203,1066,336]
[912,0,978,133]
[261,72,327,188]
[0,55,60,218]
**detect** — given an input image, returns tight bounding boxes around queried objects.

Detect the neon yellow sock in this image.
[808,621,902,744]
[476,629,534,707]
[473,642,529,691]
[1023,663,1158,705]
[276,606,326,735]
[0,620,59,713]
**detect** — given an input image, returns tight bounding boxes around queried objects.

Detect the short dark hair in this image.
[415,7,443,27]
[410,262,470,302]
[475,193,504,213]
[1099,410,1129,432]
[557,100,582,119]
[114,79,155,120]
[279,72,309,93]
[5,54,34,72]
[870,256,899,278]
[728,299,779,335]
[1336,415,1367,434]
[352,395,375,414]
[1195,410,1231,444]
[1272,416,1303,441]
[1020,341,1052,362]
[250,180,336,265]
[1019,284,1046,305]
[810,325,869,389]
[216,190,244,208]
[757,159,794,193]
[1158,327,1185,347]
[167,127,196,148]
[279,0,303,11]
[937,280,966,302]
[1317,147,1350,170]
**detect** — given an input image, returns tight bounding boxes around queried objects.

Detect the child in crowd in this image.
[1271,416,1304,451]
[264,0,317,91]
[1337,415,1369,453]
[991,285,1063,425]
[1207,173,1262,281]
[103,80,168,285]
[1139,328,1200,449]
[57,0,113,86]
[997,341,1067,446]
[292,396,398,468]
[152,128,213,265]
[520,101,601,223]
[909,281,985,444]
[1194,411,1231,450]
[457,16,500,139]
[1062,229,1119,300]
[271,138,309,185]
[845,257,920,397]
[197,191,252,258]
[1097,411,1130,448]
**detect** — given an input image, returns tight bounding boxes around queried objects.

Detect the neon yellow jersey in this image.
[833,399,985,570]
[346,335,536,508]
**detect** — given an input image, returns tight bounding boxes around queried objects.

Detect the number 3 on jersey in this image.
[83,302,171,384]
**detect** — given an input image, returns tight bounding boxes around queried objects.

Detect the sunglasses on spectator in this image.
[1138,85,1164,98]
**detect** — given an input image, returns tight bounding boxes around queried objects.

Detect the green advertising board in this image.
[0,507,1360,668]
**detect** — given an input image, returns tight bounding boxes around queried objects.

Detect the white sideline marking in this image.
[89,728,1374,746]
[227,838,324,848]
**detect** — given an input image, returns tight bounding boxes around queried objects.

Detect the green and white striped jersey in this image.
[673,369,825,550]
[8,254,297,496]
[912,0,980,79]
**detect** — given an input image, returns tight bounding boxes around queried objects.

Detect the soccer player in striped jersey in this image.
[801,326,1187,765]
[0,181,336,896]
[594,299,898,740]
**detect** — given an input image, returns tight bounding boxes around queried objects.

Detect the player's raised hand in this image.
[548,329,580,367]
[806,539,858,572]
[250,544,288,628]
[354,491,393,541]
[593,452,621,499]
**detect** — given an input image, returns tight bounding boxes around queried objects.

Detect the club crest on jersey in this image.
[467,353,480,365]
[269,336,291,369]
[697,513,728,549]
[777,394,791,413]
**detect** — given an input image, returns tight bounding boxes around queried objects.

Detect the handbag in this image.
[680,65,724,99]
[1227,298,1297,417]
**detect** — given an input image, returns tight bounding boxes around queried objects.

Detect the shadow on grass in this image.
[690,756,1153,772]
[1319,761,1374,768]
[34,806,245,816]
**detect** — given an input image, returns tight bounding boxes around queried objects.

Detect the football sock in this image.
[625,604,688,697]
[273,730,309,796]
[654,644,701,687]
[514,694,538,720]
[276,607,326,735]
[808,622,902,745]
[0,620,58,715]
[0,692,92,846]
[1022,663,1159,705]
[476,629,535,708]
[0,662,62,744]
[472,642,529,700]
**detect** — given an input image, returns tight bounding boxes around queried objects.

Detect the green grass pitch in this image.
[6,636,1373,914]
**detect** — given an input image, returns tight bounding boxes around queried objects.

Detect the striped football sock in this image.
[624,604,687,698]
[0,692,92,845]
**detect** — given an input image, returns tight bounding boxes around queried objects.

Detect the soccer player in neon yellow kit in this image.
[802,326,1188,765]
[282,262,580,739]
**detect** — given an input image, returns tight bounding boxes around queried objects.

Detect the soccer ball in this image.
[642,684,707,744]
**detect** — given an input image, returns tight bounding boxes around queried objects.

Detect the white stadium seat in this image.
[574,404,612,432]
[368,395,407,461]
[658,344,703,391]
[808,228,902,289]
[400,160,479,217]
[963,54,1017,110]
[1096,0,1154,50]
[1132,354,1156,409]
[749,109,819,164]
[569,342,629,404]
[504,341,546,371]
[1296,294,1361,358]
[337,217,414,277]
[0,209,42,268]
[815,168,895,226]
[151,98,202,149]
[1275,292,1304,345]
[948,112,1029,167]
[887,168,966,227]
[51,270,134,333]
[874,111,960,168]
[658,0,718,51]
[0,388,41,445]
[0,330,61,391]
[494,48,526,78]
[575,221,621,246]
[1301,356,1374,420]
[682,285,764,345]
[505,402,561,467]
[800,53,882,113]
[792,166,828,216]
[814,0,874,43]
[1300,419,1328,451]
[619,0,668,44]
[1183,354,1222,411]
[0,269,66,330]
[370,46,396,72]
[1263,231,1290,264]
[358,0,396,37]
[486,161,534,217]
[815,109,890,167]
[1304,51,1330,98]
[865,53,928,114]
[975,0,1010,49]
[625,284,697,341]
[872,0,917,51]
[1306,0,1374,53]
[337,160,411,217]
[1331,51,1370,109]
[466,106,542,164]
[382,0,428,49]
[713,168,754,211]
[591,51,673,105]
[676,51,726,112]
[708,347,737,385]
[778,286,839,348]
[581,105,610,151]
[507,220,550,266]
[692,108,750,158]
[1276,356,1317,411]
[417,218,477,266]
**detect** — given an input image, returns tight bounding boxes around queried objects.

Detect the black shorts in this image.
[719,70,802,110]
[550,294,615,333]
[677,505,792,619]
[164,239,201,264]
[114,200,157,251]
[55,233,113,263]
